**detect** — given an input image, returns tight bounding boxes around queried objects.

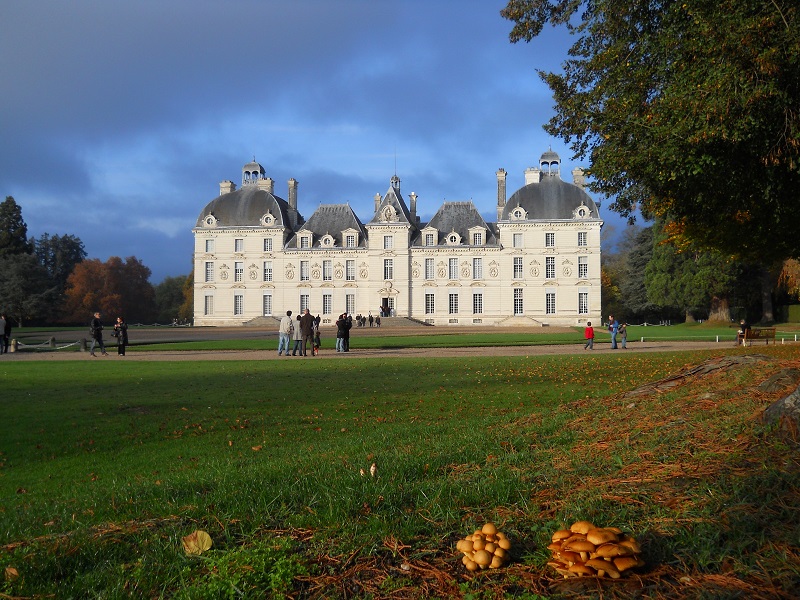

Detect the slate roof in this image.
[411,201,498,247]
[368,178,415,226]
[501,174,599,221]
[195,186,298,228]
[286,204,366,248]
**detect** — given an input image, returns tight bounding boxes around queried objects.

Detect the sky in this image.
[1,0,626,284]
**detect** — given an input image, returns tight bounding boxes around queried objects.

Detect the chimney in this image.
[524,167,540,185]
[288,178,298,228]
[374,193,381,213]
[496,168,506,221]
[219,180,236,195]
[572,167,586,189]
[258,177,274,193]
[409,192,417,223]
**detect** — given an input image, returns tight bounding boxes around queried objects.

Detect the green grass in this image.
[1,348,799,598]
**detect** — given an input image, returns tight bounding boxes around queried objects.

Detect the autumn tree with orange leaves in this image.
[64,256,157,324]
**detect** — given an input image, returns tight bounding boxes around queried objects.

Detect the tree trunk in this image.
[760,266,776,323]
[708,296,731,322]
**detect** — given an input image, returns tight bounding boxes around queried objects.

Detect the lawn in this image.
[1,346,799,598]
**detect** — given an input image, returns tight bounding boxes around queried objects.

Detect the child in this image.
[313,326,321,356]
[584,321,594,350]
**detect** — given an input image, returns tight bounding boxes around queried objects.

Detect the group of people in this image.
[278,309,321,357]
[583,315,628,350]
[89,311,128,356]
[354,313,380,328]
[0,314,11,354]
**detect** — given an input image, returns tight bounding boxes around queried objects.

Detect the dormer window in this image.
[425,232,436,246]
[345,233,357,248]
[300,235,311,249]
[574,203,591,219]
[260,213,275,226]
[446,231,462,246]
[511,207,527,220]
[321,234,335,247]
[204,214,217,227]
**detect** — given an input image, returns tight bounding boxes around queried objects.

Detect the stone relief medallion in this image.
[334,269,343,279]
[461,267,470,278]
[563,267,572,277]
[311,268,321,279]
[489,267,499,278]
[438,268,446,278]
[531,267,540,277]
[412,268,420,278]
[249,270,258,280]
[285,270,294,280]
[220,271,228,280]
[360,268,368,278]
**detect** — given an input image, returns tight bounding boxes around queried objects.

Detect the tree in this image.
[33,233,87,295]
[64,256,157,323]
[0,196,33,256]
[155,275,189,323]
[501,0,800,264]
[0,254,59,326]
[178,270,194,322]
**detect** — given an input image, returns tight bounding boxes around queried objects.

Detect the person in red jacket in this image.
[584,322,595,350]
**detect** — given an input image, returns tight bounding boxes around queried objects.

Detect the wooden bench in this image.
[740,327,776,346]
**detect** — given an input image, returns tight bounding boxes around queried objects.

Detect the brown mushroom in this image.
[562,539,596,554]
[596,542,633,558]
[613,555,645,572]
[568,564,596,576]
[570,520,596,534]
[585,558,621,579]
[586,528,619,546]
[551,528,572,542]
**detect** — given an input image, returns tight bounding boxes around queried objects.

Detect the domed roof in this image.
[502,175,599,221]
[540,149,560,165]
[195,186,292,228]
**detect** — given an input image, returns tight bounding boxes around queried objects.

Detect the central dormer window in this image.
[300,236,310,249]
[472,232,483,246]
[345,234,356,248]
[425,233,435,246]
[321,234,334,247]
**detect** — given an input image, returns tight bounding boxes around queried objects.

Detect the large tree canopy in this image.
[501,0,800,263]
[0,196,33,256]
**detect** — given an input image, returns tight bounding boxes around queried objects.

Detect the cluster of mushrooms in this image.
[455,523,512,571]
[547,520,645,579]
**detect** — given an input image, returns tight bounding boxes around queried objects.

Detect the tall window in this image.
[472,232,483,246]
[346,294,355,315]
[473,292,483,314]
[263,261,273,282]
[472,257,483,279]
[346,259,355,281]
[578,256,588,278]
[425,293,435,314]
[384,259,393,280]
[513,288,523,315]
[235,238,244,252]
[578,231,587,247]
[205,239,214,253]
[323,294,332,315]
[234,261,243,282]
[204,262,214,282]
[263,294,272,316]
[234,294,244,315]
[449,293,459,314]
[300,260,309,281]
[323,260,332,281]
[345,234,356,248]
[545,232,555,247]
[204,295,214,315]
[425,258,434,280]
[513,233,523,248]
[300,294,309,312]
[384,235,393,249]
[300,236,310,249]
[425,233,435,246]
[578,292,588,315]
[448,258,458,280]
[513,256,523,279]
[546,292,556,314]
[264,238,273,252]
[546,256,555,279]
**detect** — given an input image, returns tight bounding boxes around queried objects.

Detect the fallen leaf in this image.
[182,530,212,555]
[5,567,19,581]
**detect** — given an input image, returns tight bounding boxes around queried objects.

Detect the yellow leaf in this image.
[4,567,19,581]
[182,530,213,555]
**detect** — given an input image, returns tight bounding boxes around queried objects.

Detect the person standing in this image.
[583,321,595,350]
[336,313,346,352]
[113,316,129,356]
[608,315,619,349]
[299,309,315,356]
[343,313,353,352]
[278,310,293,356]
[291,314,303,356]
[2,314,9,354]
[89,311,108,357]
[0,314,6,354]
[619,322,628,349]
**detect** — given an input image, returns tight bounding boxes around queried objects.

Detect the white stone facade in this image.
[192,152,602,327]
